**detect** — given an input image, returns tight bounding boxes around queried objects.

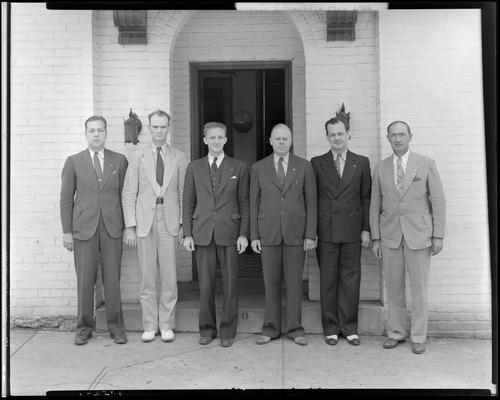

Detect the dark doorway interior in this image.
[192,64,290,281]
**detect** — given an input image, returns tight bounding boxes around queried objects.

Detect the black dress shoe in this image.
[346,336,361,346]
[221,338,234,347]
[325,336,338,345]
[256,335,272,345]
[411,342,426,354]
[74,335,90,345]
[199,336,213,345]
[112,332,128,344]
[293,336,307,346]
[383,338,405,349]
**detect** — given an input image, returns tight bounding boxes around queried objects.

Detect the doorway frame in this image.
[189,61,293,163]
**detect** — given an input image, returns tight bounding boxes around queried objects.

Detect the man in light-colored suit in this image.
[183,121,249,348]
[122,109,188,343]
[370,120,446,354]
[60,115,128,345]
[250,124,317,346]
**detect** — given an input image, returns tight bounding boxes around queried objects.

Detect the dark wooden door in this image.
[192,67,288,281]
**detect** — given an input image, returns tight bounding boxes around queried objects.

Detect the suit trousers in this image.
[261,243,305,339]
[382,237,431,344]
[195,237,239,339]
[73,214,125,337]
[137,205,178,332]
[317,240,361,337]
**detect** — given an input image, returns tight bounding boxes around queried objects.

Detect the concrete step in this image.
[96,280,385,335]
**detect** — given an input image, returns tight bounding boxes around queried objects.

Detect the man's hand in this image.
[372,239,382,260]
[237,236,248,254]
[123,227,137,249]
[431,237,443,256]
[183,236,195,252]
[361,230,371,248]
[63,232,74,252]
[251,239,262,254]
[303,238,316,251]
[178,225,184,246]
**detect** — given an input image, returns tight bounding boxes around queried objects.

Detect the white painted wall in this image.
[378,9,490,337]
[10,4,94,315]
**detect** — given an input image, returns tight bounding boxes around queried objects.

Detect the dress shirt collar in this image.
[208,152,224,166]
[88,148,104,160]
[331,149,347,161]
[273,153,289,165]
[152,143,167,155]
[393,150,410,167]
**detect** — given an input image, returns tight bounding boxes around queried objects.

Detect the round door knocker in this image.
[233,110,253,133]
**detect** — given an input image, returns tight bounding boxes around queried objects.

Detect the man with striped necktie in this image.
[370,120,446,354]
[311,105,372,348]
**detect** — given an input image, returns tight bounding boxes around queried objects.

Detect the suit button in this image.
[281,211,284,214]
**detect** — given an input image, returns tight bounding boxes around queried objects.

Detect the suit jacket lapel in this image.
[141,146,162,196]
[335,150,357,195]
[160,146,175,195]
[100,149,115,188]
[80,150,99,190]
[216,157,235,195]
[265,155,282,191]
[198,156,213,193]
[385,156,399,196]
[319,151,340,188]
[399,152,419,199]
[282,154,298,193]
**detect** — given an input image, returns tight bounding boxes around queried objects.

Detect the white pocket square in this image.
[230,175,237,179]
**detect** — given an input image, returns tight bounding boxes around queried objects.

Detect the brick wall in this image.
[10,4,94,316]
[378,10,490,338]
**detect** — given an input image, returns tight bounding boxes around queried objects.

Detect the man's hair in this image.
[387,120,411,135]
[270,123,291,137]
[148,109,171,124]
[203,121,227,136]
[85,115,107,131]
[325,103,351,133]
[324,117,348,134]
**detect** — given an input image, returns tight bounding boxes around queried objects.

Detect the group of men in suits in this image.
[60,106,445,355]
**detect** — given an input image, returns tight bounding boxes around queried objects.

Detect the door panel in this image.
[194,67,288,280]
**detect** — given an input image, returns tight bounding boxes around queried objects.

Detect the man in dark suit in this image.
[250,123,317,346]
[311,105,372,347]
[60,115,128,345]
[182,121,249,347]
[370,120,446,354]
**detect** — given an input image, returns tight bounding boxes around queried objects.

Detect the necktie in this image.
[211,157,218,174]
[93,152,103,183]
[277,157,286,186]
[334,153,342,177]
[396,157,405,193]
[156,147,164,186]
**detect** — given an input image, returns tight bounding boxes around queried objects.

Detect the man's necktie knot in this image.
[211,157,218,173]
